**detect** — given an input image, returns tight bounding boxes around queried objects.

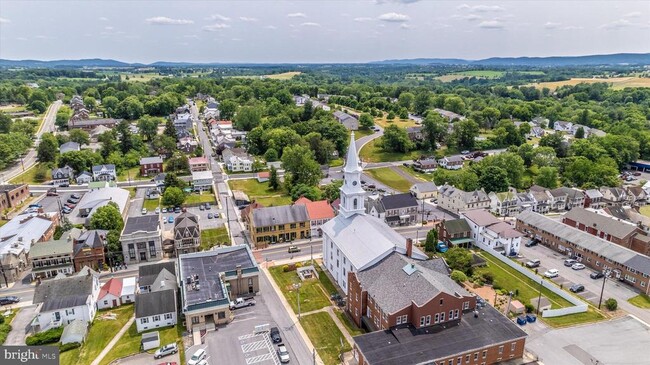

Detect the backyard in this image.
[99,322,184,365]
[200,226,231,250]
[117,166,149,182]
[365,167,413,192]
[359,139,424,163]
[228,179,292,207]
[301,312,352,365]
[185,192,216,206]
[60,304,134,365]
[143,198,160,211]
[268,264,334,314]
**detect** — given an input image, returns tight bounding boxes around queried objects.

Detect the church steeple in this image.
[339,132,366,218]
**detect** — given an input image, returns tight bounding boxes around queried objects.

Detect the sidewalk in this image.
[90,315,135,365]
[261,266,325,365]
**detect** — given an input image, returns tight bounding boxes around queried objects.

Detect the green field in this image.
[353,129,374,140]
[120,73,167,82]
[142,198,160,211]
[365,167,412,192]
[628,294,650,309]
[542,307,606,328]
[185,192,216,205]
[359,139,424,163]
[228,179,292,207]
[99,322,184,365]
[117,166,149,182]
[301,312,352,365]
[9,164,49,184]
[268,265,331,314]
[334,309,364,337]
[200,227,231,250]
[437,70,505,82]
[398,166,432,182]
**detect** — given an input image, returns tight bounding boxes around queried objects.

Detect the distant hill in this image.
[0,58,143,68]
[373,53,650,66]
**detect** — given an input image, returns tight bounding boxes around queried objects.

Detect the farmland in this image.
[530,76,650,90]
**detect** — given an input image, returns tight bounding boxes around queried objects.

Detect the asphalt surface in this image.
[3,304,37,345]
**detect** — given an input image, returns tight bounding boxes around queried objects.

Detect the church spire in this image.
[344,132,362,173]
[339,132,366,218]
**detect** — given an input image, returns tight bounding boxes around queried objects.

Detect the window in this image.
[440,298,444,305]
[425,315,431,325]
[474,353,478,361]
[153,315,160,322]
[353,198,358,209]
[420,316,426,326]
[465,355,470,363]
[148,241,156,257]
[435,313,439,323]
[440,312,445,321]
[448,360,453,365]
[454,309,459,319]
[164,313,173,320]
[511,342,516,351]
[355,308,358,317]
[104,300,108,305]
[401,314,407,323]
[457,357,461,365]
[482,350,487,359]
[397,316,402,325]
[128,244,135,260]
[498,345,504,354]
[463,301,469,310]
[141,318,149,324]
[449,310,454,319]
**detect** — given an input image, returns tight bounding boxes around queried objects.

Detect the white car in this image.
[571,263,586,270]
[155,207,161,214]
[544,269,559,278]
[277,345,290,363]
[188,349,206,365]
[141,208,147,215]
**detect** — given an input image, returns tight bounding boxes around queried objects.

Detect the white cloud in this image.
[600,19,632,29]
[462,14,482,21]
[16,37,28,41]
[458,4,504,12]
[400,23,411,29]
[623,11,642,18]
[0,17,10,24]
[287,12,307,18]
[145,16,194,25]
[239,17,258,22]
[354,17,373,22]
[231,38,242,41]
[544,22,560,29]
[98,17,109,21]
[207,14,231,21]
[202,23,231,31]
[300,22,321,27]
[562,25,583,30]
[378,12,410,22]
[376,0,421,4]
[478,20,504,29]
[264,25,277,30]
[184,34,200,39]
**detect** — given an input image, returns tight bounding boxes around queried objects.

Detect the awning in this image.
[399,214,411,219]
[449,238,474,245]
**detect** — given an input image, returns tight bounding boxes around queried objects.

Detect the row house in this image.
[294,197,336,237]
[30,229,82,280]
[437,184,490,214]
[488,190,520,217]
[600,187,629,206]
[222,148,254,172]
[528,189,551,214]
[177,136,199,153]
[366,193,419,227]
[461,209,523,255]
[584,189,604,209]
[189,156,209,172]
[249,205,311,248]
[626,186,648,207]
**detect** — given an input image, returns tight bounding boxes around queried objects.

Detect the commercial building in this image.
[30,229,82,280]
[121,215,163,264]
[562,208,646,253]
[73,230,108,272]
[0,184,30,212]
[249,205,310,247]
[174,212,201,255]
[77,187,130,223]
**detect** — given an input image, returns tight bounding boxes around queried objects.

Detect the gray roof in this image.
[444,219,471,235]
[60,319,88,345]
[30,229,81,258]
[585,189,603,199]
[439,185,489,205]
[138,262,177,288]
[411,182,437,193]
[60,142,80,153]
[518,210,650,275]
[442,155,464,163]
[381,193,418,210]
[122,215,160,235]
[139,156,163,165]
[357,252,463,314]
[74,230,108,255]
[91,164,116,173]
[174,212,199,239]
[365,198,385,214]
[135,289,176,317]
[563,208,637,238]
[354,304,527,365]
[251,205,309,227]
[33,269,98,312]
[462,209,500,227]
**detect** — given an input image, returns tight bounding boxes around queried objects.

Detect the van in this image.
[187,349,206,365]
[564,259,577,267]
[288,246,301,253]
[525,259,540,268]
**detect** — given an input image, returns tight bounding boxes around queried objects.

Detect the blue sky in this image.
[0,0,648,63]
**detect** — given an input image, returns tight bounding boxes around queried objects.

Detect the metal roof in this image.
[139,156,163,165]
[563,208,638,239]
[251,205,309,227]
[122,215,160,235]
[381,193,418,210]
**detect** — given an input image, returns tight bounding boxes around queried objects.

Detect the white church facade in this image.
[321,133,427,291]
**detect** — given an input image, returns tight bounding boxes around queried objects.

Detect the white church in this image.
[321,133,428,291]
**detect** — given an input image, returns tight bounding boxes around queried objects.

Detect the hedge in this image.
[26,327,64,346]
[59,342,81,352]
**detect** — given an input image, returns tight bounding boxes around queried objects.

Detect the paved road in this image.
[4,304,37,345]
[1,100,62,183]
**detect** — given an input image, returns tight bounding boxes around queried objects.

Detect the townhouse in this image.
[584,189,604,209]
[437,184,490,214]
[73,230,108,272]
[461,210,523,255]
[174,211,201,255]
[294,196,335,237]
[30,229,82,280]
[0,184,30,211]
[437,219,473,248]
[367,193,419,227]
[249,205,311,248]
[222,148,254,172]
[189,156,210,172]
[488,190,521,217]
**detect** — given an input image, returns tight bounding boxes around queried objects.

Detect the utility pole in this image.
[598,269,610,309]
[312,348,316,365]
[294,283,302,320]
[310,237,313,266]
[536,279,543,315]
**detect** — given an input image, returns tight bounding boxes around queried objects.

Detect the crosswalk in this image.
[245,353,275,365]
[239,332,280,365]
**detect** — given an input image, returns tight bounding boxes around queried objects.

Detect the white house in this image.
[460,210,523,255]
[76,172,93,185]
[91,164,116,181]
[32,268,100,333]
[97,277,123,310]
[553,121,573,132]
[192,171,213,192]
[409,182,438,200]
[121,277,136,304]
[135,268,177,333]
[437,155,464,170]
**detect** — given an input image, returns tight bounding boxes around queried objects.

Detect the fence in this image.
[475,243,588,318]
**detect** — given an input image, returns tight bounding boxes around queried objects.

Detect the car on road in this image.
[571,263,586,270]
[154,343,178,359]
[0,296,20,305]
[524,239,538,247]
[461,150,470,155]
[142,208,147,215]
[155,207,160,214]
[277,345,290,363]
[544,269,559,278]
[429,198,437,203]
[168,216,174,224]
[187,349,206,365]
[207,213,213,219]
[590,271,605,280]
[564,259,577,267]
[525,259,541,268]
[569,284,585,293]
[270,327,282,343]
[288,246,301,253]
[46,188,58,197]
[229,297,256,310]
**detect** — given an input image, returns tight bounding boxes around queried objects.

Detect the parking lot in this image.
[190,293,297,365]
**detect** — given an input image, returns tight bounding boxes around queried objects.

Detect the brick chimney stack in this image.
[406,238,413,258]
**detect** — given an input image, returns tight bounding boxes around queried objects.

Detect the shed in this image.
[141,331,160,351]
[121,277,136,304]
[508,300,525,314]
[531,296,551,312]
[60,319,88,345]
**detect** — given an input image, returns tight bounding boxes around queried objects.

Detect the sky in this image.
[0,0,649,63]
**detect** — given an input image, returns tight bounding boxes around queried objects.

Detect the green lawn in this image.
[117,166,149,182]
[228,179,292,207]
[640,206,650,218]
[359,139,424,163]
[365,167,412,192]
[542,307,605,328]
[185,192,216,205]
[60,304,134,365]
[200,227,231,250]
[143,198,161,211]
[124,187,136,199]
[99,322,184,365]
[398,166,432,182]
[329,158,344,167]
[0,308,18,344]
[353,129,374,140]
[269,265,331,314]
[334,309,364,337]
[628,294,650,309]
[0,220,9,228]
[317,265,338,296]
[301,312,352,365]
[9,163,50,184]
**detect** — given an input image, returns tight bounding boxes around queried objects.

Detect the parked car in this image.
[590,271,605,280]
[199,204,205,211]
[67,197,79,204]
[525,314,537,323]
[461,150,470,155]
[525,259,541,268]
[155,207,160,214]
[0,296,20,305]
[174,207,181,213]
[288,246,301,253]
[544,269,559,278]
[563,259,577,267]
[154,343,178,359]
[71,193,81,200]
[64,203,76,209]
[207,213,214,219]
[162,207,167,213]
[187,349,206,365]
[205,203,211,210]
[516,316,527,325]
[571,263,585,270]
[270,327,282,343]
[229,297,256,310]
[168,216,174,224]
[525,239,538,247]
[367,184,376,189]
[62,206,72,214]
[569,284,585,293]
[277,345,290,363]
[141,208,147,215]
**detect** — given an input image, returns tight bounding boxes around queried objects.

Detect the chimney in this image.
[406,238,413,258]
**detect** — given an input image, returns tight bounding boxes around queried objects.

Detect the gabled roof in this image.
[98,278,123,300]
[564,208,637,238]
[410,182,437,193]
[30,228,81,258]
[138,262,177,288]
[252,205,309,227]
[443,219,471,235]
[381,193,418,210]
[33,269,98,312]
[91,164,116,173]
[461,209,500,227]
[189,156,208,165]
[121,277,136,297]
[585,189,603,199]
[294,198,335,221]
[139,156,163,165]
[135,289,176,318]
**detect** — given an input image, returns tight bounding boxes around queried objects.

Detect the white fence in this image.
[476,243,588,318]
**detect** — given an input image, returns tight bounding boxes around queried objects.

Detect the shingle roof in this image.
[122,215,160,235]
[91,164,116,173]
[30,229,81,258]
[98,278,123,300]
[585,189,603,199]
[294,198,335,220]
[33,269,98,312]
[381,193,418,210]
[444,219,471,235]
[462,209,500,227]
[357,252,464,314]
[251,205,309,227]
[139,156,163,165]
[564,208,637,238]
[135,289,176,317]
[411,182,437,193]
[138,262,177,288]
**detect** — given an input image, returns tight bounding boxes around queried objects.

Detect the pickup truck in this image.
[229,297,256,310]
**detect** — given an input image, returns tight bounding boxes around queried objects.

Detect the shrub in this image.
[480,272,494,284]
[0,323,12,345]
[295,262,302,268]
[605,298,618,311]
[25,327,63,346]
[492,280,502,291]
[282,265,290,272]
[450,270,468,283]
[59,342,81,352]
[525,304,535,313]
[0,315,4,325]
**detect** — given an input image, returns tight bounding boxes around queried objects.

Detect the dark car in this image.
[270,327,282,343]
[71,193,81,200]
[525,239,538,247]
[0,296,20,305]
[590,271,605,280]
[569,284,585,293]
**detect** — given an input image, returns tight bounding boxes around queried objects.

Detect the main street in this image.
[1,100,62,183]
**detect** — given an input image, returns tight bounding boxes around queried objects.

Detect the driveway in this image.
[4,304,37,345]
[128,188,146,217]
[109,352,180,365]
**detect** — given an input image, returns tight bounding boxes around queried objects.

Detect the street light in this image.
[294,283,302,320]
[598,269,612,310]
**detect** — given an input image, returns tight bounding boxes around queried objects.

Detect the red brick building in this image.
[0,184,30,212]
[73,230,108,271]
[349,250,527,365]
[139,156,164,177]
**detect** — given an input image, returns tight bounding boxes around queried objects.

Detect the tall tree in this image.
[574,126,585,139]
[422,113,447,151]
[37,132,58,163]
[535,166,559,189]
[0,112,12,133]
[381,124,414,153]
[137,115,160,141]
[281,145,321,187]
[451,119,479,150]
[424,229,438,252]
[269,166,280,190]
[359,113,374,130]
[89,202,124,231]
[163,119,177,139]
[162,187,186,207]
[234,105,262,131]
[68,129,90,145]
[478,166,510,193]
